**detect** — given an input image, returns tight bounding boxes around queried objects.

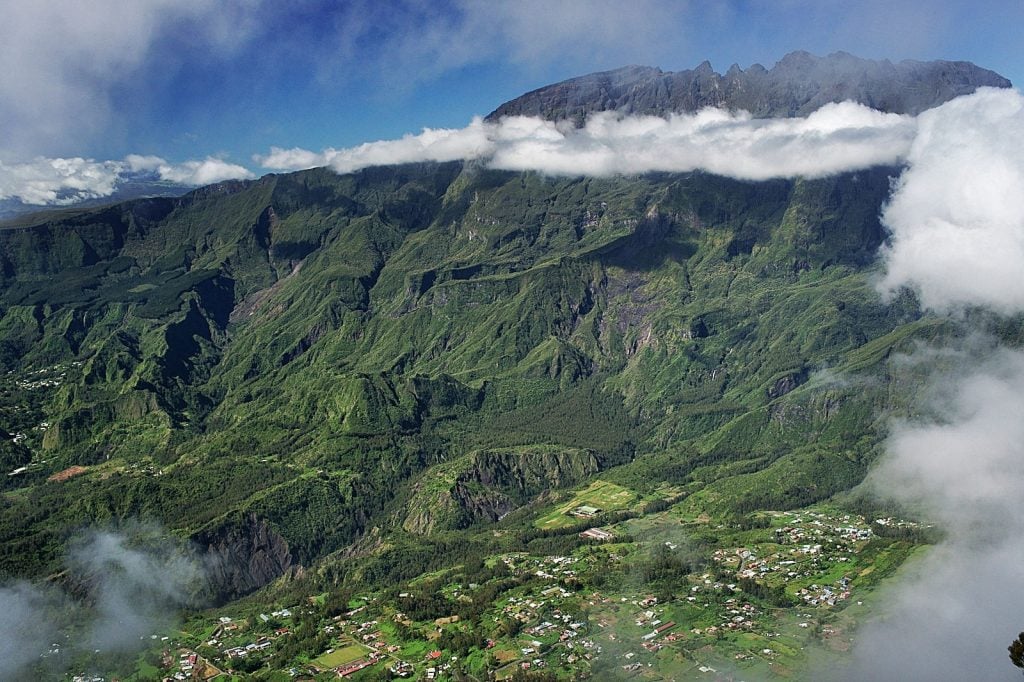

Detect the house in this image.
[336,659,372,677]
[579,528,614,541]
[569,505,601,518]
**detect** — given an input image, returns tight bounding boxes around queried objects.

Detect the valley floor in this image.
[84,484,926,682]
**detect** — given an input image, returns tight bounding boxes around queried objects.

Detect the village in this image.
[53,499,919,681]
[708,509,876,608]
[2,362,75,478]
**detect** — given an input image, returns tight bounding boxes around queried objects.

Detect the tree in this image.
[499,617,522,638]
[1009,632,1024,673]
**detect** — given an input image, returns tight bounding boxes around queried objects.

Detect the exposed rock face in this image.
[450,481,517,523]
[195,513,293,603]
[469,448,600,493]
[402,447,601,534]
[487,51,1011,123]
[768,370,809,400]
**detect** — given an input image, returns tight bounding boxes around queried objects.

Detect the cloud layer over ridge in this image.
[257,101,917,179]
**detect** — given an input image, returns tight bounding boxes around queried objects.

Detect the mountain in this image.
[0,162,917,579]
[487,50,1011,123]
[0,54,1013,679]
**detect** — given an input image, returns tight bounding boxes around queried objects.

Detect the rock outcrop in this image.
[195,513,293,603]
[403,447,600,534]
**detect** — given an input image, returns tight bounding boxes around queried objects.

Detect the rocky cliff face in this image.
[402,447,601,534]
[195,513,293,603]
[468,447,600,493]
[487,51,1011,123]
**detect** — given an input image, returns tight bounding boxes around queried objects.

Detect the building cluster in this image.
[711,510,876,601]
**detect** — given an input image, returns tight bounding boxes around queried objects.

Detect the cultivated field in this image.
[313,642,368,668]
[535,479,636,529]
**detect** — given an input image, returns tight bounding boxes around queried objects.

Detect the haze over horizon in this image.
[1,0,1023,207]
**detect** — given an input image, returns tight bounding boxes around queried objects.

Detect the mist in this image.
[0,524,205,680]
[837,84,1024,680]
[831,348,1024,680]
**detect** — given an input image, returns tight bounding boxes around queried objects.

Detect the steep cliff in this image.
[194,513,293,603]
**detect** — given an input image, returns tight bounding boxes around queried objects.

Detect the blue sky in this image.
[1,0,1021,185]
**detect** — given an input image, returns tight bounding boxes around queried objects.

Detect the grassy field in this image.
[535,479,637,529]
[313,643,368,668]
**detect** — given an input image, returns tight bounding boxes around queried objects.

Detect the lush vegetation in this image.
[0,160,964,678]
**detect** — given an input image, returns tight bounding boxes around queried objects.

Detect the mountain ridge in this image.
[0,161,918,579]
[487,50,1011,123]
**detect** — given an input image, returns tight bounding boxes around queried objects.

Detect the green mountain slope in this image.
[0,161,935,595]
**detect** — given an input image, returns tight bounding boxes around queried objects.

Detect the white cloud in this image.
[256,118,497,172]
[877,87,1024,314]
[329,118,496,173]
[493,104,914,179]
[0,0,263,158]
[255,147,332,173]
[257,103,916,179]
[127,155,255,186]
[0,154,253,207]
[0,157,124,205]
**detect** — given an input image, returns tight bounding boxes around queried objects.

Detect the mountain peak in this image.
[486,51,1011,123]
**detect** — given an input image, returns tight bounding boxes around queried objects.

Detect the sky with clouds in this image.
[1,1,1022,181]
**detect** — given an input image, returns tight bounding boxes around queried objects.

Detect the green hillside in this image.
[0,160,956,678]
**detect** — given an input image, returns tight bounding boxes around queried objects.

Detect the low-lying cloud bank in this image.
[14,87,1019,215]
[0,154,253,206]
[258,101,917,179]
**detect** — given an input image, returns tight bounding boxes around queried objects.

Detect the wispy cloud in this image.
[318,0,695,92]
[257,102,915,179]
[0,524,204,679]
[0,154,253,206]
[0,0,265,159]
